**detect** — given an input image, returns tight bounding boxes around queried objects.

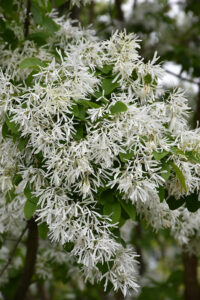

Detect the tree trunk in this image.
[194,83,200,126]
[183,251,200,300]
[114,0,124,21]
[14,218,39,300]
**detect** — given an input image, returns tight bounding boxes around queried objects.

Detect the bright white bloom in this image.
[1,16,200,296]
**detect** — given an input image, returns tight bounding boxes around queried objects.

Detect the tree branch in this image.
[0,224,28,278]
[183,251,200,300]
[164,68,200,85]
[115,0,124,21]
[14,218,39,300]
[24,0,31,38]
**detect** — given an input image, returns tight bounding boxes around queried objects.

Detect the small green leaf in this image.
[157,186,166,202]
[170,146,186,157]
[19,57,46,69]
[100,189,115,204]
[169,162,187,192]
[54,0,66,6]
[6,189,16,204]
[110,101,128,114]
[2,122,11,138]
[103,202,121,224]
[5,115,20,135]
[131,69,138,80]
[119,200,135,221]
[152,150,169,160]
[38,223,49,240]
[18,137,29,152]
[24,185,38,219]
[161,162,171,180]
[77,99,100,109]
[43,16,60,33]
[97,65,113,74]
[144,74,152,84]
[63,242,74,252]
[119,150,134,162]
[31,2,43,24]
[185,151,200,164]
[185,192,200,212]
[167,196,185,210]
[28,31,50,46]
[12,174,22,186]
[102,77,119,95]
[24,198,37,219]
[72,104,86,120]
[73,123,85,141]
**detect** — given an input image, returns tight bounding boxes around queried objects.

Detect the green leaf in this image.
[110,101,128,114]
[5,115,20,135]
[119,200,135,221]
[185,192,200,212]
[38,223,49,240]
[54,0,66,6]
[161,162,171,180]
[6,189,16,204]
[18,137,29,152]
[170,146,186,157]
[169,162,187,192]
[24,198,37,219]
[63,242,74,252]
[102,77,119,95]
[28,31,50,46]
[131,69,138,80]
[77,99,100,109]
[144,74,152,84]
[72,104,86,120]
[100,189,115,204]
[43,16,60,33]
[19,57,46,69]
[97,65,113,74]
[0,28,18,49]
[158,186,166,202]
[2,122,11,138]
[152,150,169,160]
[73,123,85,141]
[97,260,114,275]
[24,185,38,219]
[167,196,185,210]
[31,2,43,24]
[12,174,22,186]
[119,150,134,162]
[185,151,200,164]
[103,202,121,224]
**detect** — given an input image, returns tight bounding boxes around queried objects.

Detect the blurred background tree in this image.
[0,0,200,299]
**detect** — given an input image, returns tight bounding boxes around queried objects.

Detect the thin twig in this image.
[0,224,28,278]
[164,68,200,85]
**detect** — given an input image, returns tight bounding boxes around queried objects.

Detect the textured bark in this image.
[183,251,200,300]
[14,219,38,300]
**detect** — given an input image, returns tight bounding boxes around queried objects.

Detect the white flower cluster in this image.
[0,17,200,295]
